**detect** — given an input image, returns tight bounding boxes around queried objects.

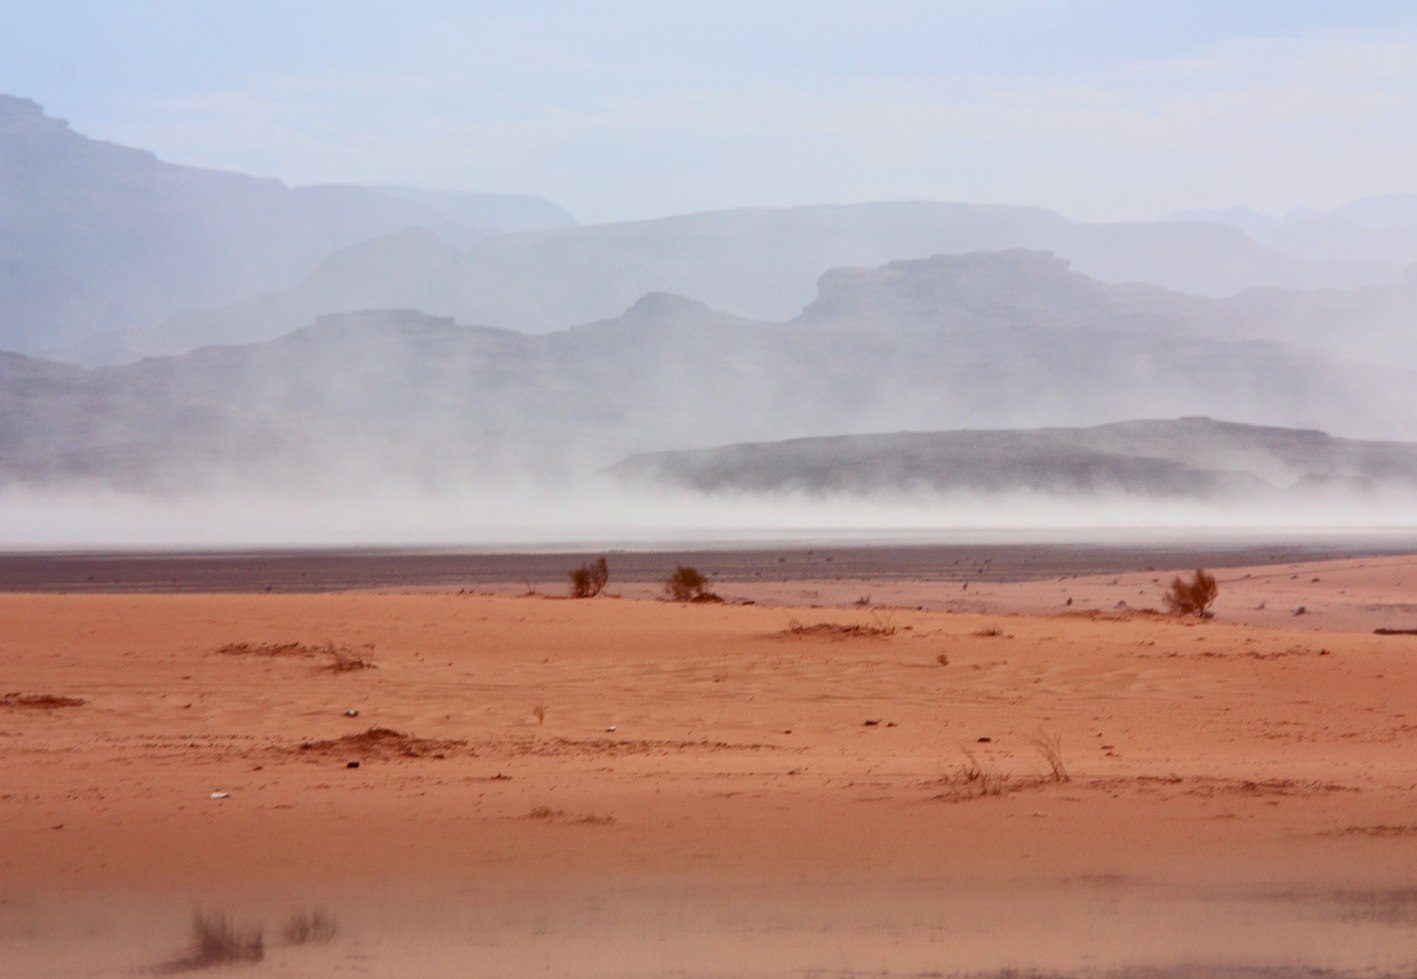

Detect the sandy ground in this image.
[1,556,1415,976]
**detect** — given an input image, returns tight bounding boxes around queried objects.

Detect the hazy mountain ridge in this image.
[80,201,1403,364]
[607,418,1417,500]
[0,251,1403,492]
[0,95,573,358]
[1170,193,1417,269]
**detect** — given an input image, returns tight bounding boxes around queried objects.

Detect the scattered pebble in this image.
[209,792,229,800]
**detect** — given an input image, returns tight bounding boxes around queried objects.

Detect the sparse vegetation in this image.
[1030,731,1070,782]
[215,641,323,658]
[665,565,719,602]
[1163,568,1219,617]
[159,912,264,972]
[973,626,1005,637]
[281,909,337,946]
[325,643,375,672]
[521,805,614,825]
[941,747,1011,798]
[217,640,375,671]
[781,616,896,639]
[1,692,85,709]
[569,557,609,598]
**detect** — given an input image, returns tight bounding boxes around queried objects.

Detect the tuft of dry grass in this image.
[532,705,546,724]
[324,643,375,672]
[215,641,322,658]
[216,640,374,671]
[972,626,1005,638]
[1,692,85,709]
[522,806,614,825]
[155,912,264,972]
[781,614,896,640]
[281,908,337,946]
[1030,731,1070,782]
[932,747,1012,800]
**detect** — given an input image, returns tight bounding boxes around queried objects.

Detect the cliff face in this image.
[0,94,573,358]
[0,250,1400,492]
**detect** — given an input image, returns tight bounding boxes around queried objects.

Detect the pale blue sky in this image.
[5,1,1417,223]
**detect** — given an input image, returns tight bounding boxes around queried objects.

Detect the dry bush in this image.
[783,618,895,639]
[281,908,337,946]
[867,608,897,635]
[324,643,374,672]
[525,805,561,820]
[1163,568,1219,617]
[569,557,610,598]
[1030,731,1070,782]
[937,747,1011,800]
[665,565,719,602]
[1,692,85,709]
[215,641,323,658]
[156,912,264,972]
[973,626,1004,638]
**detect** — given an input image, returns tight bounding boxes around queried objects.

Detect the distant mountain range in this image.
[0,250,1407,492]
[0,95,574,358]
[72,202,1404,365]
[1169,193,1417,268]
[607,418,1417,500]
[2,94,1409,365]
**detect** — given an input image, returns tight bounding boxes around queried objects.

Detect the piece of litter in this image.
[209,792,229,800]
[346,760,360,769]
[605,725,616,732]
[345,709,359,717]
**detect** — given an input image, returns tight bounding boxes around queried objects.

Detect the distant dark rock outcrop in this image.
[0,252,1406,492]
[607,419,1417,501]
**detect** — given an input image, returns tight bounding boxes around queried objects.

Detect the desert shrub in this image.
[324,643,374,674]
[1030,731,1070,782]
[282,908,337,945]
[569,557,609,598]
[186,912,264,967]
[1163,568,1219,617]
[664,565,712,602]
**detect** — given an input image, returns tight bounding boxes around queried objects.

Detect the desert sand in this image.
[1,555,1415,976]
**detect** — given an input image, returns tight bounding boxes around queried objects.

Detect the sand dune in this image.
[1,559,1415,975]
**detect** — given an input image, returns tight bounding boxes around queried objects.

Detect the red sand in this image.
[1,555,1414,976]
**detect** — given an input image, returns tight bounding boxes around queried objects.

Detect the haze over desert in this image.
[6,3,1417,975]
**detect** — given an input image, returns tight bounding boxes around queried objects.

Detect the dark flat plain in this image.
[2,537,1415,592]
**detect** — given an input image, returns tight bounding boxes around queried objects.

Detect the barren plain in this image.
[0,550,1414,976]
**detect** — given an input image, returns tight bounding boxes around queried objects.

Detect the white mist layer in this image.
[2,486,1417,550]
